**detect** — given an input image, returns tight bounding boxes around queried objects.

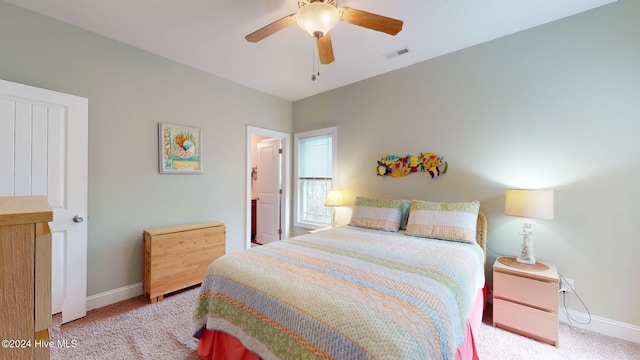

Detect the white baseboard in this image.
[86,282,143,311]
[559,308,640,344]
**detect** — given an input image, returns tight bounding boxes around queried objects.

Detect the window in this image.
[294,127,337,228]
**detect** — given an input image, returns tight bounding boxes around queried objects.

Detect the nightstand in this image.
[493,256,559,346]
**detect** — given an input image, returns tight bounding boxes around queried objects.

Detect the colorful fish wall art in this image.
[376,153,448,179]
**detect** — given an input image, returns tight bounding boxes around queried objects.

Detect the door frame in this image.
[246,126,290,248]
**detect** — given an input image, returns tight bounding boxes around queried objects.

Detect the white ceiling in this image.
[7,0,616,101]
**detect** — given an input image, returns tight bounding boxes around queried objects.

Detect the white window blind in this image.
[299,134,332,180]
[294,127,337,228]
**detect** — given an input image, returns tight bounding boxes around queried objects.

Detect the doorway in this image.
[0,78,88,324]
[246,126,290,248]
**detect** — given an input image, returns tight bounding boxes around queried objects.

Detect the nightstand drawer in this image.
[494,298,558,346]
[494,271,558,311]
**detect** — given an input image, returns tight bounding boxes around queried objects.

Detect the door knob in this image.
[73,215,85,223]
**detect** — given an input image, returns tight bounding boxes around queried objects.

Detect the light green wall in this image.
[0,2,292,296]
[293,0,640,326]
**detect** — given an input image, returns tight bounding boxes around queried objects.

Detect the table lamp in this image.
[324,189,345,227]
[505,189,554,265]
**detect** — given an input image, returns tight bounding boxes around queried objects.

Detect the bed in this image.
[193,198,488,360]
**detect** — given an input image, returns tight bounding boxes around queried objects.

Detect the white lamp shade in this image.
[505,189,554,220]
[324,189,345,207]
[296,2,340,37]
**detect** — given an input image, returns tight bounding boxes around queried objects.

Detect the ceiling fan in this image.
[245,0,403,65]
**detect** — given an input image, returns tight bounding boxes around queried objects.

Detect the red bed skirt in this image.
[197,285,489,360]
[197,329,261,360]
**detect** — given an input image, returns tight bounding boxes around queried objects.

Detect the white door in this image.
[0,79,88,324]
[256,139,281,244]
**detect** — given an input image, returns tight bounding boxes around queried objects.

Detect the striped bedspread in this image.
[193,226,485,360]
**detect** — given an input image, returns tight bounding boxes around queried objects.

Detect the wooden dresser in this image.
[493,256,559,346]
[251,199,257,242]
[0,196,53,360]
[143,221,225,303]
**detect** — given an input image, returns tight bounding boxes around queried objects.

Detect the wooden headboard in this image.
[476,211,488,259]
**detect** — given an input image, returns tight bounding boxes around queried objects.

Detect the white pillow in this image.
[405,200,480,242]
[349,197,410,232]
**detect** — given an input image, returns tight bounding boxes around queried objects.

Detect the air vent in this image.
[384,47,410,60]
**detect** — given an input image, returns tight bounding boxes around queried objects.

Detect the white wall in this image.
[293,0,640,328]
[0,1,292,296]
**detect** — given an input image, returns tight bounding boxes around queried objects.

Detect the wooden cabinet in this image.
[493,256,559,346]
[0,196,53,360]
[143,221,225,303]
[251,199,257,242]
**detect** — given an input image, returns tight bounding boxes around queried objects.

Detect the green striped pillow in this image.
[349,197,410,232]
[405,200,480,242]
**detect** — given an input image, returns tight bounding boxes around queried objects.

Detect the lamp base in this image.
[517,221,536,265]
[516,256,536,265]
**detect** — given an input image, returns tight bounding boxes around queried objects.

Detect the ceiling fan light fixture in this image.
[296,2,340,38]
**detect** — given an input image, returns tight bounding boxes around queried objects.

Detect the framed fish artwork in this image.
[158,123,203,174]
[376,153,447,179]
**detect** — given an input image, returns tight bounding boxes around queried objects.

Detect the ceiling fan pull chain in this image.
[311,37,319,81]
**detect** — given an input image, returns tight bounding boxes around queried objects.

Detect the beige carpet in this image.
[51,286,201,360]
[50,286,640,360]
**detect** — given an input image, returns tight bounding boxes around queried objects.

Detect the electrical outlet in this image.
[560,278,575,294]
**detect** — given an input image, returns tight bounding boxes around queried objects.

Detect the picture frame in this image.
[158,122,203,174]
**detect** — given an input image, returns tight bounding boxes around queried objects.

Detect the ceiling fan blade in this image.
[340,7,403,36]
[316,33,335,65]
[245,14,297,43]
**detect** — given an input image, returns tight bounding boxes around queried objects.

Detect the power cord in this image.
[486,244,503,257]
[558,271,592,326]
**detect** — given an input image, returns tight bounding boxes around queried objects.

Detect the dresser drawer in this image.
[494,271,558,311]
[494,298,558,346]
